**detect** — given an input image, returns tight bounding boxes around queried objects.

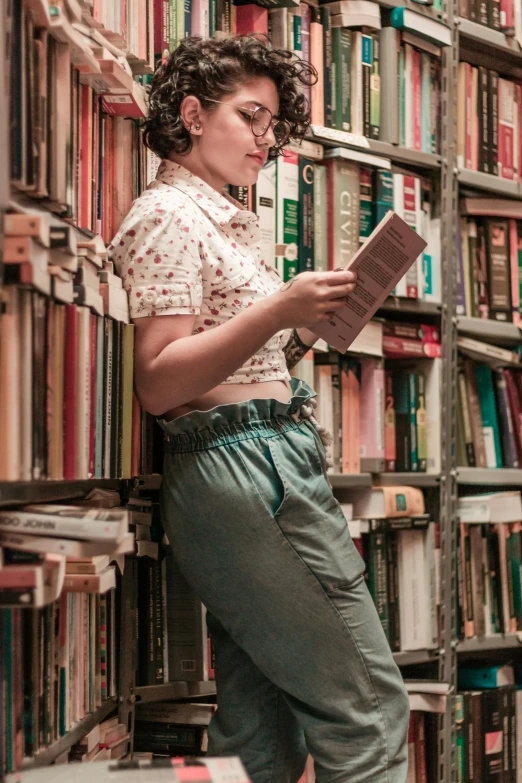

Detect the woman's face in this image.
[182,76,281,191]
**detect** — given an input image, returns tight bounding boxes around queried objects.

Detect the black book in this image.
[32,292,47,480]
[484,218,512,322]
[481,689,504,781]
[392,371,411,472]
[478,66,489,174]
[489,70,499,176]
[110,319,123,478]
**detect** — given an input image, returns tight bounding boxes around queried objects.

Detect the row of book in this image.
[293,347,441,475]
[458,0,522,35]
[251,154,442,296]
[457,62,522,181]
[456,672,522,781]
[10,0,149,238]
[457,201,522,324]
[0,592,118,774]
[456,358,522,470]
[457,490,522,640]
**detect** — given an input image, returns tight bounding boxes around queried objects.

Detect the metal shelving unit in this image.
[373,472,441,487]
[393,650,440,667]
[329,473,373,489]
[0,478,124,507]
[135,682,218,704]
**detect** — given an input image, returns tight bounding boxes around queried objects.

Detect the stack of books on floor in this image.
[69,718,129,763]
[345,486,440,653]
[458,491,522,640]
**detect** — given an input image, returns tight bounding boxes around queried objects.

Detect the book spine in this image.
[298,157,314,273]
[412,47,421,152]
[494,369,519,468]
[386,533,401,651]
[416,371,427,472]
[478,66,489,174]
[485,218,512,322]
[393,372,411,471]
[475,363,503,468]
[384,370,396,472]
[408,371,418,472]
[369,33,380,140]
[367,532,389,641]
[460,523,475,638]
[320,7,332,129]
[489,70,499,177]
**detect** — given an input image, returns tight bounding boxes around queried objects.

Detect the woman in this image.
[109,35,409,783]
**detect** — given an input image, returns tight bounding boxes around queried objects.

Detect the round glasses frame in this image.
[205,99,292,148]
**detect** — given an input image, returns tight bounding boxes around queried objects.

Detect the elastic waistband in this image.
[157,378,316,453]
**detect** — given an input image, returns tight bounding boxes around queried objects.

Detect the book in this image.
[353,486,425,518]
[0,505,129,541]
[458,492,522,523]
[312,211,427,352]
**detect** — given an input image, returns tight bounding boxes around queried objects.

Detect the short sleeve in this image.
[108,209,203,318]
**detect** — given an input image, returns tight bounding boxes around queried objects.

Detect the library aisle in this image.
[1,0,522,781]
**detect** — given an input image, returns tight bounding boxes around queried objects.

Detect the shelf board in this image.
[458,17,522,60]
[458,168,522,197]
[21,697,117,769]
[457,316,522,344]
[457,633,522,653]
[374,472,441,487]
[308,127,441,170]
[134,681,217,704]
[377,297,442,317]
[0,478,123,507]
[393,649,440,666]
[457,468,522,485]
[329,473,373,488]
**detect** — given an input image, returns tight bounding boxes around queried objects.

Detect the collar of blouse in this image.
[155,158,259,230]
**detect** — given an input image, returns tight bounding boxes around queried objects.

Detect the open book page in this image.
[311,211,428,353]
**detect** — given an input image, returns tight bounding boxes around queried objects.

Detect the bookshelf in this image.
[2,0,522,779]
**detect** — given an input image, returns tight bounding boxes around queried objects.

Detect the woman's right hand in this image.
[267,270,357,329]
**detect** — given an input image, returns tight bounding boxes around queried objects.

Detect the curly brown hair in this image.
[142,35,317,161]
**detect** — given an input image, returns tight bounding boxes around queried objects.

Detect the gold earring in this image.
[195,123,201,130]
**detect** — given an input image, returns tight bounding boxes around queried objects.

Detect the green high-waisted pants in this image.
[158,378,409,783]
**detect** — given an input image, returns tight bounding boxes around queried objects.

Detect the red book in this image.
[403,176,419,298]
[88,314,97,479]
[383,321,441,343]
[412,48,422,152]
[63,304,78,480]
[93,94,100,234]
[80,85,91,229]
[413,712,428,783]
[500,0,514,31]
[154,0,169,63]
[510,219,520,324]
[235,4,268,35]
[383,336,442,358]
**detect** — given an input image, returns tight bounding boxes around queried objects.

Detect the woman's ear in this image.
[181,95,203,134]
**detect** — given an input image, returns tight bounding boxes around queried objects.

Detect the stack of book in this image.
[347,486,440,652]
[458,491,522,639]
[69,718,130,763]
[134,701,216,756]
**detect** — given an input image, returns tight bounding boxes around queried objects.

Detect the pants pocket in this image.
[233,439,287,518]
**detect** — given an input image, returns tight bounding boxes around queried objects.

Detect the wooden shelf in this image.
[21,698,117,769]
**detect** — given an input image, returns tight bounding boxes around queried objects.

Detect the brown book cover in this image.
[484,218,512,322]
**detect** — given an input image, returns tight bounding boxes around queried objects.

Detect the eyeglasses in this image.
[205,99,291,148]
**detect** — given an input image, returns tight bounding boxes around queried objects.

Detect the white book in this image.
[424,522,438,649]
[0,505,129,541]
[311,211,427,353]
[136,702,216,726]
[417,357,442,475]
[75,305,91,479]
[424,212,441,303]
[392,174,407,297]
[458,491,522,523]
[275,151,299,279]
[313,364,335,446]
[346,319,383,357]
[408,692,447,713]
[457,336,520,367]
[255,159,276,270]
[397,528,432,650]
[0,287,21,481]
[291,349,315,389]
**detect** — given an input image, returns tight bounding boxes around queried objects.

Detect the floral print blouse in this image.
[108,159,291,385]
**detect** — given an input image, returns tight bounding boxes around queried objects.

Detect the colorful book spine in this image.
[298,157,314,272]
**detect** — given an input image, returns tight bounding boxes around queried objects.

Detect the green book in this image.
[373,168,393,225]
[455,694,465,783]
[509,524,522,628]
[331,27,351,131]
[359,166,374,245]
[367,532,389,640]
[369,32,380,139]
[408,371,418,472]
[475,363,503,468]
[416,372,427,472]
[298,157,314,272]
[276,151,300,280]
[386,534,401,651]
